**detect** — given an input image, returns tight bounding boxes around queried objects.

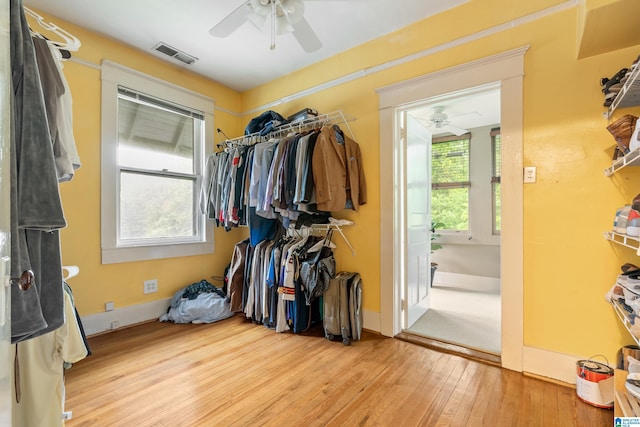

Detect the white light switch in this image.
[524,166,536,183]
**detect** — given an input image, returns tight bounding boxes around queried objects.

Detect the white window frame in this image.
[431,133,471,233]
[101,61,215,264]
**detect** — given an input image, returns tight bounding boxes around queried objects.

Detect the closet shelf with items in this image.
[604,147,640,176]
[608,61,640,118]
[604,231,640,252]
[603,54,640,250]
[608,270,640,348]
[611,298,640,348]
[602,54,640,418]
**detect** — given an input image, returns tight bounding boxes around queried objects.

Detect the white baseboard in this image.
[523,346,584,385]
[363,309,380,333]
[82,301,381,337]
[81,298,171,336]
[433,272,500,293]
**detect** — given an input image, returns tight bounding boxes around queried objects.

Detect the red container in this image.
[575,359,614,409]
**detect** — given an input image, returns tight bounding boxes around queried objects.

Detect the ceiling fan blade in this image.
[290,17,322,53]
[209,2,252,38]
[443,124,468,136]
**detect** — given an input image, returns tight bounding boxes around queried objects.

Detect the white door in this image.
[402,111,432,328]
[0,0,12,423]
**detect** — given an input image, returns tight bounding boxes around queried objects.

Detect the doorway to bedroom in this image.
[398,83,501,362]
[378,48,526,371]
[399,83,502,360]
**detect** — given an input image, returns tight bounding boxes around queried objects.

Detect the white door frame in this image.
[377,46,528,372]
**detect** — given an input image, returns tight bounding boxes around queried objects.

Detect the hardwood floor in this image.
[64,315,612,427]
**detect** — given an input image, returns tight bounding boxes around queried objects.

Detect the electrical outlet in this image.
[144,279,158,294]
[111,320,119,330]
[105,301,115,311]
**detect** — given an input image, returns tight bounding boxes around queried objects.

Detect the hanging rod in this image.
[222,110,356,148]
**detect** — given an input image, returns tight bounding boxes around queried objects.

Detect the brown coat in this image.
[312,126,367,212]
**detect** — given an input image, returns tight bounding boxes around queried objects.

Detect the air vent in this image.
[152,42,198,65]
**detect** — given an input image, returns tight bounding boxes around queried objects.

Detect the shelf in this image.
[604,231,640,251]
[605,147,640,176]
[611,299,640,348]
[615,369,640,418]
[609,64,640,117]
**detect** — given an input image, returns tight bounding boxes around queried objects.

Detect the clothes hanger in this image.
[307,228,336,252]
[24,6,81,52]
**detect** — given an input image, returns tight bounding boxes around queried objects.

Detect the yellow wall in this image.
[242,0,639,362]
[28,11,248,316]
[32,0,640,364]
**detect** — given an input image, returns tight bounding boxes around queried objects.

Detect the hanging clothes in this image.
[31,35,82,183]
[312,125,367,212]
[227,238,250,312]
[11,283,90,427]
[10,0,67,343]
[45,39,81,179]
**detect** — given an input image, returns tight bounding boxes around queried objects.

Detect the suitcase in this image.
[323,272,362,345]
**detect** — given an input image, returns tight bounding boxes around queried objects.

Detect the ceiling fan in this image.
[209,0,322,53]
[426,106,471,136]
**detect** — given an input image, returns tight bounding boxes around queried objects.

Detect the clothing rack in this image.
[221,110,356,149]
[285,221,356,256]
[309,223,356,256]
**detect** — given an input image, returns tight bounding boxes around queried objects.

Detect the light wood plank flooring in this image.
[64,315,612,427]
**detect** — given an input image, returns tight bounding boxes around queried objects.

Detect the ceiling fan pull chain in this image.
[270,0,277,50]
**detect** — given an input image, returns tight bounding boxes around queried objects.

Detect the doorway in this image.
[401,84,502,358]
[377,47,527,372]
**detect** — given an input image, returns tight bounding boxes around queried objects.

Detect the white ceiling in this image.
[23,0,469,92]
[409,84,502,136]
[23,0,500,134]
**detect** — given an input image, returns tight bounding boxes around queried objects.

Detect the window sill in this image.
[102,241,214,264]
[435,233,500,246]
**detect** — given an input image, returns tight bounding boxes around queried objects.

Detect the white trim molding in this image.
[378,46,528,373]
[523,346,583,385]
[100,60,216,264]
[363,309,381,334]
[81,298,171,336]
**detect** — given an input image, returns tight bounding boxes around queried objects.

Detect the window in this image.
[101,61,214,264]
[491,128,501,234]
[431,134,471,231]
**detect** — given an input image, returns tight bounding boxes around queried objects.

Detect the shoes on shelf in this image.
[628,209,640,237]
[615,205,632,234]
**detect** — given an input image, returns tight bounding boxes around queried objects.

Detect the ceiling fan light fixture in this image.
[281,0,305,24]
[250,0,271,15]
[209,0,321,53]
